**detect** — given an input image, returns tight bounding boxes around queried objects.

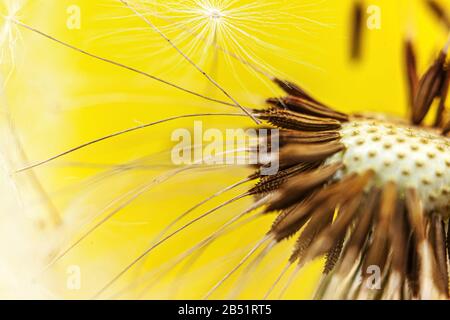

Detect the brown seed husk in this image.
[351,1,364,60]
[405,38,419,110]
[426,0,450,28]
[412,50,447,124]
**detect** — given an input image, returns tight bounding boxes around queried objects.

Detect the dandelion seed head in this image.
[203,6,225,21]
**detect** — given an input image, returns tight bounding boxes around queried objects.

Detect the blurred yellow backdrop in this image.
[1,0,448,299]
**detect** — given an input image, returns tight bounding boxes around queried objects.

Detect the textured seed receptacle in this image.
[326,119,450,214]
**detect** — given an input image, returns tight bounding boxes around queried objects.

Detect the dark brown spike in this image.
[258,108,342,131]
[278,142,345,169]
[426,0,450,28]
[389,199,408,281]
[442,119,450,135]
[405,38,419,110]
[297,171,374,266]
[270,172,367,243]
[267,96,348,122]
[339,188,380,273]
[405,188,427,297]
[448,222,450,268]
[270,200,315,242]
[305,189,366,261]
[406,230,420,298]
[412,50,448,124]
[249,162,317,195]
[435,67,450,127]
[430,215,449,297]
[405,188,427,242]
[278,130,341,145]
[273,78,321,104]
[362,182,398,275]
[289,201,336,263]
[405,188,444,298]
[267,163,344,212]
[324,237,344,274]
[351,0,364,60]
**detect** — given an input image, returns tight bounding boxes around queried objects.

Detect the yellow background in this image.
[1,0,448,299]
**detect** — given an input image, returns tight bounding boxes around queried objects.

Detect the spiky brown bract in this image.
[246,70,450,299]
[426,0,450,29]
[350,0,364,60]
[412,50,448,125]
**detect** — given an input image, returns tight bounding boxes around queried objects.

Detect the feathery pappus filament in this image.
[96,0,331,87]
[2,0,450,300]
[0,1,68,298]
[0,0,24,75]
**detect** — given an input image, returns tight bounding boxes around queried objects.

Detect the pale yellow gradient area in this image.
[1,0,447,299]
